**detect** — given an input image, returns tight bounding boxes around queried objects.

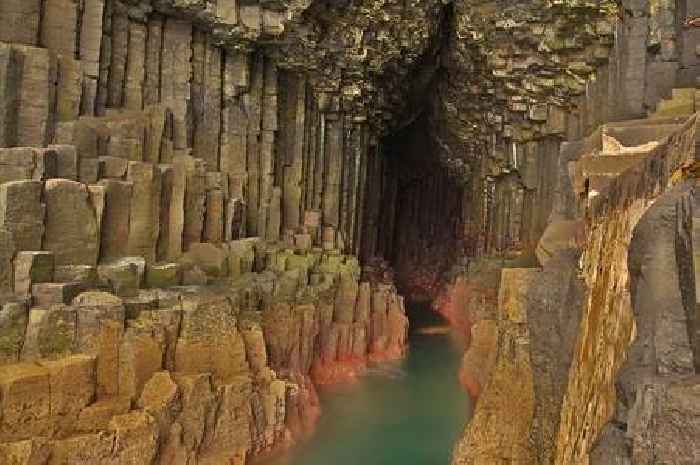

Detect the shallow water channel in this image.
[261,303,472,465]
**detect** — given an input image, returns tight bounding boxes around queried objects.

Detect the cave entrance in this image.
[364,114,466,309]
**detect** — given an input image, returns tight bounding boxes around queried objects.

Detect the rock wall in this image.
[1,0,700,464]
[0,248,409,465]
[427,0,700,259]
[450,106,700,465]
[0,1,431,464]
[436,1,700,465]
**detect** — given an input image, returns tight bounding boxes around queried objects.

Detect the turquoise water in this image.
[261,304,471,465]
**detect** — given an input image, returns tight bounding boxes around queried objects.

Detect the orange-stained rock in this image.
[0,363,51,442]
[108,411,159,465]
[0,439,49,465]
[75,397,132,433]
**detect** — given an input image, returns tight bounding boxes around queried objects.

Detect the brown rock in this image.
[49,432,114,464]
[0,1,41,46]
[43,179,100,267]
[75,396,131,433]
[97,257,145,297]
[137,371,180,437]
[175,293,248,383]
[48,145,79,180]
[21,304,77,361]
[98,156,127,178]
[0,439,49,465]
[40,355,96,431]
[0,180,44,251]
[126,162,161,263]
[108,411,159,465]
[118,327,164,401]
[145,263,182,288]
[72,291,125,354]
[0,228,15,296]
[53,265,97,289]
[0,300,30,364]
[31,283,81,306]
[98,179,133,261]
[13,252,54,297]
[182,242,229,277]
[0,362,51,442]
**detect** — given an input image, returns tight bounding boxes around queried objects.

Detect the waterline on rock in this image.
[256,304,472,465]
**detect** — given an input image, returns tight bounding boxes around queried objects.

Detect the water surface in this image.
[262,303,471,465]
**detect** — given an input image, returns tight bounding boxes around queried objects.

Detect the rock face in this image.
[0,246,407,464]
[1,0,700,465]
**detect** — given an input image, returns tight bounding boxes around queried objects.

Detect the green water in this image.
[262,304,472,465]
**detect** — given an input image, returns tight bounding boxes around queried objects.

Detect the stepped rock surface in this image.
[0,0,700,464]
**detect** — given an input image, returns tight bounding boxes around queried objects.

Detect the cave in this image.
[374,115,466,303]
[0,0,699,464]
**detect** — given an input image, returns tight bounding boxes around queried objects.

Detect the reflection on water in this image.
[259,303,472,465]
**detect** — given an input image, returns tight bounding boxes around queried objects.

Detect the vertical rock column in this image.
[143,15,162,107]
[0,43,20,148]
[14,46,52,147]
[79,0,105,115]
[360,145,383,261]
[245,53,264,236]
[126,162,161,263]
[280,71,306,235]
[261,60,279,241]
[192,31,222,171]
[221,51,249,240]
[106,1,129,109]
[161,18,192,150]
[322,115,344,234]
[124,20,146,110]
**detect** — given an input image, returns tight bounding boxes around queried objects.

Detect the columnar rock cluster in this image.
[0,1,425,464]
[436,1,700,465]
[2,0,700,464]
[0,246,409,464]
